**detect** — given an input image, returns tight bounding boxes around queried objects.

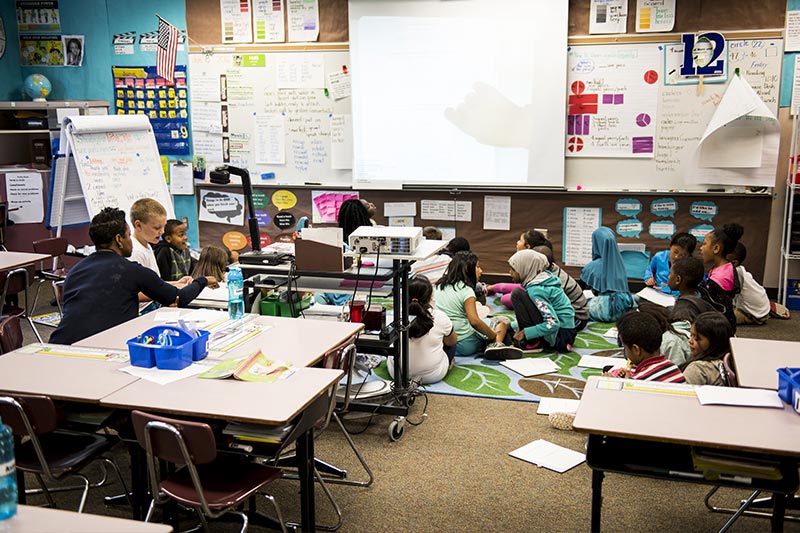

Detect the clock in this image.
[0,17,5,60]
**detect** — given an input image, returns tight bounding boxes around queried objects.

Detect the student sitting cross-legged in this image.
[609,310,686,383]
[508,249,577,353]
[580,226,636,322]
[50,207,219,345]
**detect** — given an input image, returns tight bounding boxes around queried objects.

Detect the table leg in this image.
[591,469,604,532]
[772,493,787,533]
[295,429,316,533]
[127,442,147,520]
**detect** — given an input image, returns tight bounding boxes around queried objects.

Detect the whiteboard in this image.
[62,115,175,220]
[565,38,783,191]
[187,51,352,186]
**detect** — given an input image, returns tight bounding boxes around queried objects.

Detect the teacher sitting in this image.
[51,207,219,344]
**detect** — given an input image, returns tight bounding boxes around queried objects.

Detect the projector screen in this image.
[349,0,568,188]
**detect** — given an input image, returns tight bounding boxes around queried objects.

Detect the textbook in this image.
[198,350,295,382]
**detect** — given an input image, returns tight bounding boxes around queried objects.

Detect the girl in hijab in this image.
[509,249,577,352]
[580,226,636,322]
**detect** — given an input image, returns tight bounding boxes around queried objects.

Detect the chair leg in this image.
[329,412,375,487]
[34,473,56,508]
[74,474,91,513]
[145,498,157,522]
[102,457,132,506]
[719,489,762,533]
[231,510,249,533]
[261,493,288,533]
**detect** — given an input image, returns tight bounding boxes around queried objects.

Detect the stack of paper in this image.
[695,386,784,408]
[509,439,586,473]
[636,287,676,307]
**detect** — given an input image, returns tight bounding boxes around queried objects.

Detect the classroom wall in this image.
[0,0,199,247]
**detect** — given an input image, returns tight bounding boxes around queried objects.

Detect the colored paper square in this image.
[614,94,624,105]
[603,94,613,104]
[632,137,654,154]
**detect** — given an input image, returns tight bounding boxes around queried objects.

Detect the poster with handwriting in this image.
[566,43,661,158]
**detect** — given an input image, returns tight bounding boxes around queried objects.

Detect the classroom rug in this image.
[369,296,623,403]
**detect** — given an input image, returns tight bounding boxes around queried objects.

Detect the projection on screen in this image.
[349,0,568,188]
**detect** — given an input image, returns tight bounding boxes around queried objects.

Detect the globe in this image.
[23,74,52,101]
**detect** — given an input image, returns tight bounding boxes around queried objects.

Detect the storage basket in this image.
[777,367,800,414]
[127,325,207,370]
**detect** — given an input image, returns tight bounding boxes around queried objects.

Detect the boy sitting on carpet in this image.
[607,311,686,383]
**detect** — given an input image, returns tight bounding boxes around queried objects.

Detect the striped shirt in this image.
[630,355,686,383]
[550,263,589,321]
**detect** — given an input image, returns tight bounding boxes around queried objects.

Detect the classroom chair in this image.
[718,353,738,388]
[131,410,287,533]
[0,393,130,513]
[0,314,23,354]
[0,266,42,342]
[31,237,70,316]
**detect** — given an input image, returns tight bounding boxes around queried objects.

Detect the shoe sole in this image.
[483,347,524,360]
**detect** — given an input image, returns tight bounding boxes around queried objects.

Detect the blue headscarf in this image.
[580,227,630,293]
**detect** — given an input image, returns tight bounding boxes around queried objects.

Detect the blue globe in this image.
[23,74,52,101]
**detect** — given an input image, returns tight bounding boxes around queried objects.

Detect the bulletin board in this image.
[187,50,351,186]
[564,37,784,191]
[196,185,771,282]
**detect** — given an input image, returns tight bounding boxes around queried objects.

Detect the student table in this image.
[573,377,800,532]
[4,505,172,532]
[76,310,363,367]
[0,251,51,271]
[730,337,800,390]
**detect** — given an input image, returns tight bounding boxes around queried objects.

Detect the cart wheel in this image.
[388,419,405,441]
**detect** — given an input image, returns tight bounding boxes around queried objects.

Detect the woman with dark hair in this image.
[388,276,457,383]
[338,198,374,242]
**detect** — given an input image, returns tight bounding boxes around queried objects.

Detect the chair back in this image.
[32,237,68,262]
[131,410,217,466]
[718,353,738,387]
[0,314,23,354]
[0,394,58,479]
[0,267,33,317]
[318,336,357,428]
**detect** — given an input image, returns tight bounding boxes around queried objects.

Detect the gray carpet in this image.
[16,285,800,532]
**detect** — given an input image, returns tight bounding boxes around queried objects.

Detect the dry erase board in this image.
[188,50,351,186]
[564,38,783,191]
[62,115,175,219]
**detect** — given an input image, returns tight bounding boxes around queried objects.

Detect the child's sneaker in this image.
[548,411,575,431]
[521,340,543,353]
[483,342,524,360]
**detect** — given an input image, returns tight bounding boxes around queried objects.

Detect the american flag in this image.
[156,18,179,83]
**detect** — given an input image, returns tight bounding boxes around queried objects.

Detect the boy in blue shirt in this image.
[644,232,696,296]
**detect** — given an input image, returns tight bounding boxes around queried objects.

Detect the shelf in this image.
[0,100,109,110]
[0,130,49,134]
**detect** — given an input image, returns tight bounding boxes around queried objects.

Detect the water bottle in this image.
[0,415,17,521]
[227,265,245,320]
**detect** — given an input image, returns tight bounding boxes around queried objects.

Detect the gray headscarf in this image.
[509,250,550,287]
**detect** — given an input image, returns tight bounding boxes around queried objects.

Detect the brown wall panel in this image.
[198,186,771,282]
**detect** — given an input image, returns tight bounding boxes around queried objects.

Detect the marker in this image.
[324,88,329,97]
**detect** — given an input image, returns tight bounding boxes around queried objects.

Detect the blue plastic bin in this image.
[192,330,210,361]
[127,326,195,370]
[777,367,800,414]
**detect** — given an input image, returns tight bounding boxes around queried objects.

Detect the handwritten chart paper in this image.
[330,114,353,169]
[277,54,324,89]
[220,0,253,43]
[287,0,319,42]
[567,44,661,158]
[253,0,285,43]
[254,113,286,164]
[562,207,601,267]
[589,0,627,34]
[483,195,511,231]
[635,0,675,33]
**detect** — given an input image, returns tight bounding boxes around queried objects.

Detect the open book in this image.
[198,350,295,382]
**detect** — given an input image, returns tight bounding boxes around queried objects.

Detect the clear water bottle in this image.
[227,265,245,320]
[0,415,17,521]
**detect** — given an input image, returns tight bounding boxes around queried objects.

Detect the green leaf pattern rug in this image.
[370,297,623,402]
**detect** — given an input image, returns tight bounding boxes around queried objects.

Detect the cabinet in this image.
[0,100,108,169]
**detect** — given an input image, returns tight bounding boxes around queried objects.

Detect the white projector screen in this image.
[349,0,568,188]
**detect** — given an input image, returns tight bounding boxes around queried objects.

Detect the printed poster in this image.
[566,43,661,158]
[16,1,60,33]
[5,172,44,224]
[563,207,601,267]
[287,0,319,42]
[199,189,246,225]
[20,34,63,66]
